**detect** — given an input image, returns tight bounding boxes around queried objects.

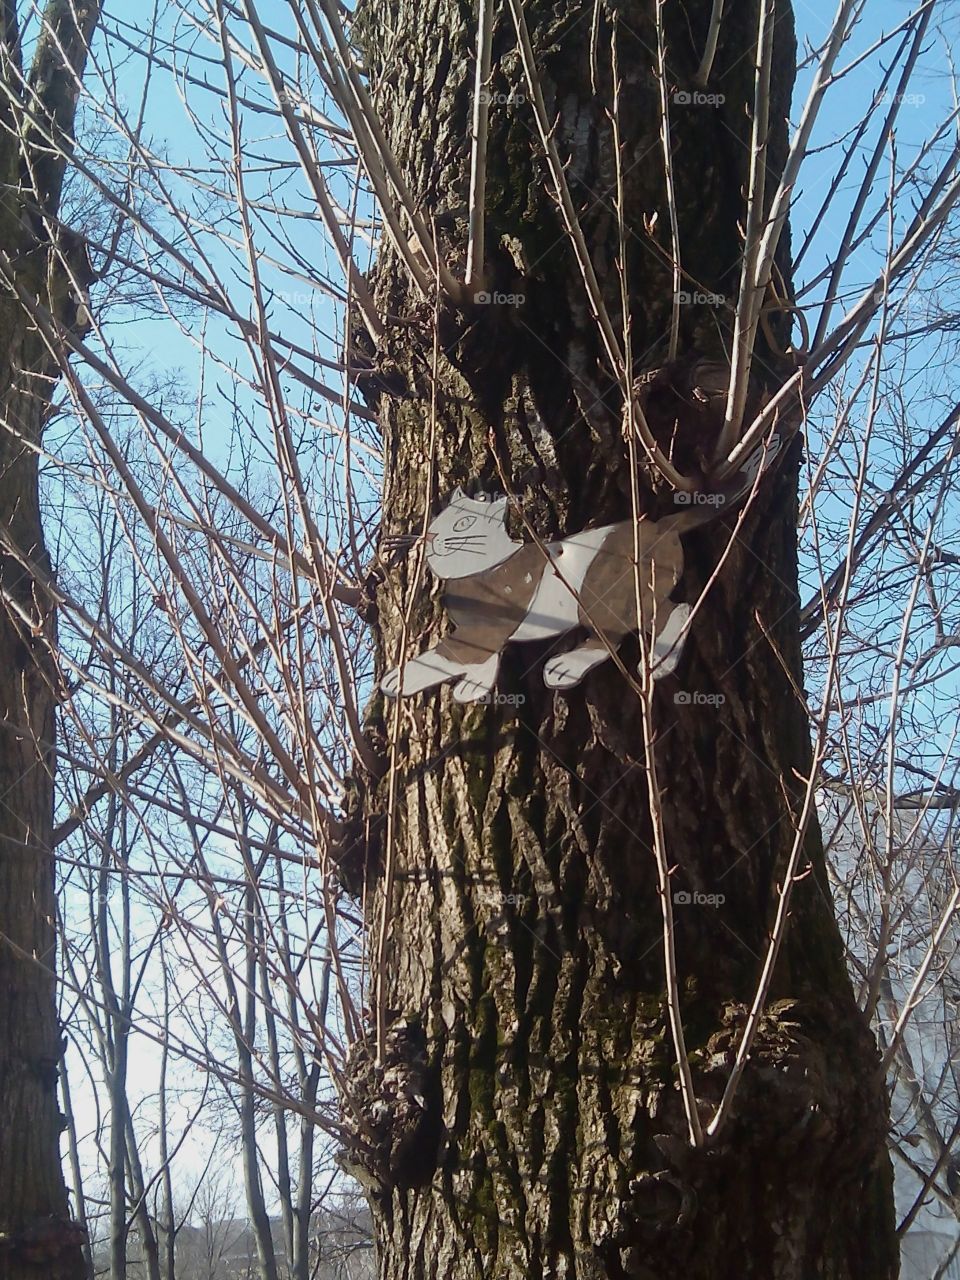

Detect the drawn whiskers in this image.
[442,538,485,554]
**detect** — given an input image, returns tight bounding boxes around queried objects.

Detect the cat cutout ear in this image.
[449,485,466,503]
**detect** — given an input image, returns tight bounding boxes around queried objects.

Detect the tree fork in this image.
[349,0,897,1276]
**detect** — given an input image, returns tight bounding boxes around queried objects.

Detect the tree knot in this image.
[338,1017,439,1193]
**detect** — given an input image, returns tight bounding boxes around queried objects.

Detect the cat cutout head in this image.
[425,488,516,579]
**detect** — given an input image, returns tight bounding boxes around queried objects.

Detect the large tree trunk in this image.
[0,5,100,1278]
[346,1,898,1277]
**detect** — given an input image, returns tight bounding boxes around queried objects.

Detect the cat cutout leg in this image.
[650,603,691,680]
[381,647,467,697]
[452,654,501,703]
[543,639,612,690]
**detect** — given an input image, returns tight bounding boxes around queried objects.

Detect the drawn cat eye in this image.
[453,516,476,531]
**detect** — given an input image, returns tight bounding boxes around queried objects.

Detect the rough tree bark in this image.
[343,1,898,1277]
[0,5,100,1279]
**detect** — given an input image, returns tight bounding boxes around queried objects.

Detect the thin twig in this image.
[716,0,774,457]
[694,0,725,87]
[614,26,703,1147]
[465,0,494,292]
[881,886,960,1073]
[654,1,682,364]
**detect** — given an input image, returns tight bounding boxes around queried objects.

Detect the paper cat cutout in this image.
[381,435,781,703]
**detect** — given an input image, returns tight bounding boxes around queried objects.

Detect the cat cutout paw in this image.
[543,646,609,690]
[452,656,500,703]
[650,603,691,680]
[382,649,465,697]
[381,666,403,698]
